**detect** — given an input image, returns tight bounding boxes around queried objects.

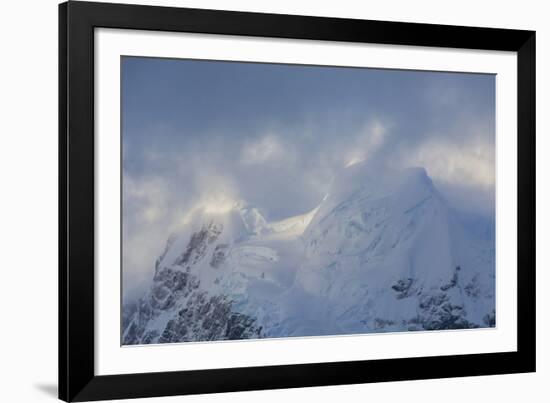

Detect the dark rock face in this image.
[158,293,261,343]
[385,266,492,332]
[391,278,416,299]
[417,292,475,330]
[174,222,223,267]
[483,309,496,327]
[441,266,460,291]
[374,318,396,329]
[464,274,481,298]
[122,223,261,345]
[210,244,228,269]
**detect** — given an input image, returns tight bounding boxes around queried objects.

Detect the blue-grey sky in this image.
[122,56,495,297]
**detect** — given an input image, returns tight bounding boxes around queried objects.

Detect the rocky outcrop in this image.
[158,293,261,343]
[173,222,222,267]
[123,222,261,345]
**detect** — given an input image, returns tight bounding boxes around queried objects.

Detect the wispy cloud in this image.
[241,134,291,165]
[345,119,389,167]
[405,137,494,188]
[121,57,495,296]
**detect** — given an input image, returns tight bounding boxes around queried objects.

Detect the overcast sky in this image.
[122,56,495,298]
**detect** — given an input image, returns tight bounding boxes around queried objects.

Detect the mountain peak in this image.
[123,163,495,344]
[335,161,433,194]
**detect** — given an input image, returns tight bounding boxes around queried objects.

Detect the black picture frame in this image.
[59,1,536,401]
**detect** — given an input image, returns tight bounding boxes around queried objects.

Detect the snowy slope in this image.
[123,162,495,345]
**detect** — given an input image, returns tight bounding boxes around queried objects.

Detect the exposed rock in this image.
[173,222,223,267]
[441,266,460,291]
[483,309,496,327]
[158,293,261,343]
[417,291,476,330]
[374,318,396,329]
[210,244,228,268]
[123,224,261,345]
[464,274,481,298]
[391,278,415,299]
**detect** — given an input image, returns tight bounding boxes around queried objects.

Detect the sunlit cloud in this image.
[404,137,495,189]
[121,57,495,297]
[241,134,289,165]
[344,119,389,167]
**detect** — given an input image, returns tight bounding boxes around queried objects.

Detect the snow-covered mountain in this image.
[123,162,495,345]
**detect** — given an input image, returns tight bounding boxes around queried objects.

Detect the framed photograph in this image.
[59,1,536,401]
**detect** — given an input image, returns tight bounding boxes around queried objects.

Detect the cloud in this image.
[121,58,496,297]
[404,137,495,189]
[240,134,290,165]
[344,119,389,167]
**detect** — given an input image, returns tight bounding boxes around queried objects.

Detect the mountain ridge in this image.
[123,163,495,344]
